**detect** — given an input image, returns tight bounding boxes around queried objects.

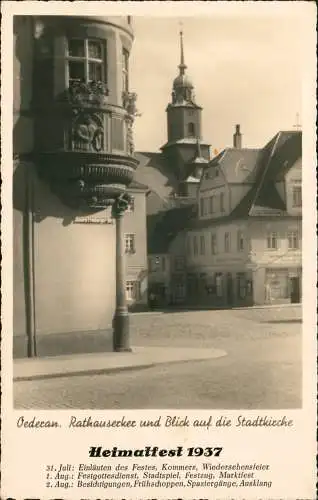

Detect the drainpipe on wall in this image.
[24,165,37,357]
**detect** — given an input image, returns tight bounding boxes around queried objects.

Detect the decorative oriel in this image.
[36,88,140,211]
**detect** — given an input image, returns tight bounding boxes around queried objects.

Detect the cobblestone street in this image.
[14,305,302,409]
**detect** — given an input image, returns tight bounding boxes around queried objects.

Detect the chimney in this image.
[233,124,242,149]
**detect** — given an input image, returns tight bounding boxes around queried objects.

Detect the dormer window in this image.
[67,38,106,85]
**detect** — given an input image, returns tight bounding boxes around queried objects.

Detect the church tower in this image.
[161,29,210,186]
[166,30,202,142]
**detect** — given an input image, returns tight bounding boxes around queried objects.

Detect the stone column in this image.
[112,193,132,352]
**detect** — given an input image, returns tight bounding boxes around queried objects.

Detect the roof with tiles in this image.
[205,148,261,184]
[248,130,301,216]
[144,130,302,251]
[133,151,178,201]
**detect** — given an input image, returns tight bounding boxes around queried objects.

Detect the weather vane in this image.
[293,112,301,130]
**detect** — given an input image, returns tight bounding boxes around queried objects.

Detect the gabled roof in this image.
[195,130,302,224]
[147,204,196,253]
[248,131,301,216]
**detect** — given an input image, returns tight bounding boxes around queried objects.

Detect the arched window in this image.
[188,122,195,137]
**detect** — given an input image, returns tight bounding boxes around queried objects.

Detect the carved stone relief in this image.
[72,113,104,152]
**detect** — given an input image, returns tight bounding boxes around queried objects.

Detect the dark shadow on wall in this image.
[13,16,34,157]
[13,162,109,227]
[13,17,97,225]
[13,329,113,359]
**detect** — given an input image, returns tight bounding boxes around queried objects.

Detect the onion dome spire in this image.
[178,29,187,75]
[171,26,195,104]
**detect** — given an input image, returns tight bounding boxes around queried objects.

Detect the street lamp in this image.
[112,193,132,352]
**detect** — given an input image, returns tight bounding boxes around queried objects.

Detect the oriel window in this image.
[67,38,106,85]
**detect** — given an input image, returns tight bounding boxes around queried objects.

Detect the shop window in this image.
[124,233,135,254]
[267,232,278,250]
[265,270,289,300]
[67,38,106,85]
[288,231,300,250]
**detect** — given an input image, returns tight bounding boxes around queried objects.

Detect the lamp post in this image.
[112,193,132,352]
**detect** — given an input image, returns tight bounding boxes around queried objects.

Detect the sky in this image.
[129,14,305,153]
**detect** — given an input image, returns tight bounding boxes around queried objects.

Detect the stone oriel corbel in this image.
[111,192,132,218]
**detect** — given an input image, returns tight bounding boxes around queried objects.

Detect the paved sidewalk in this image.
[14,346,226,382]
[130,302,301,316]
